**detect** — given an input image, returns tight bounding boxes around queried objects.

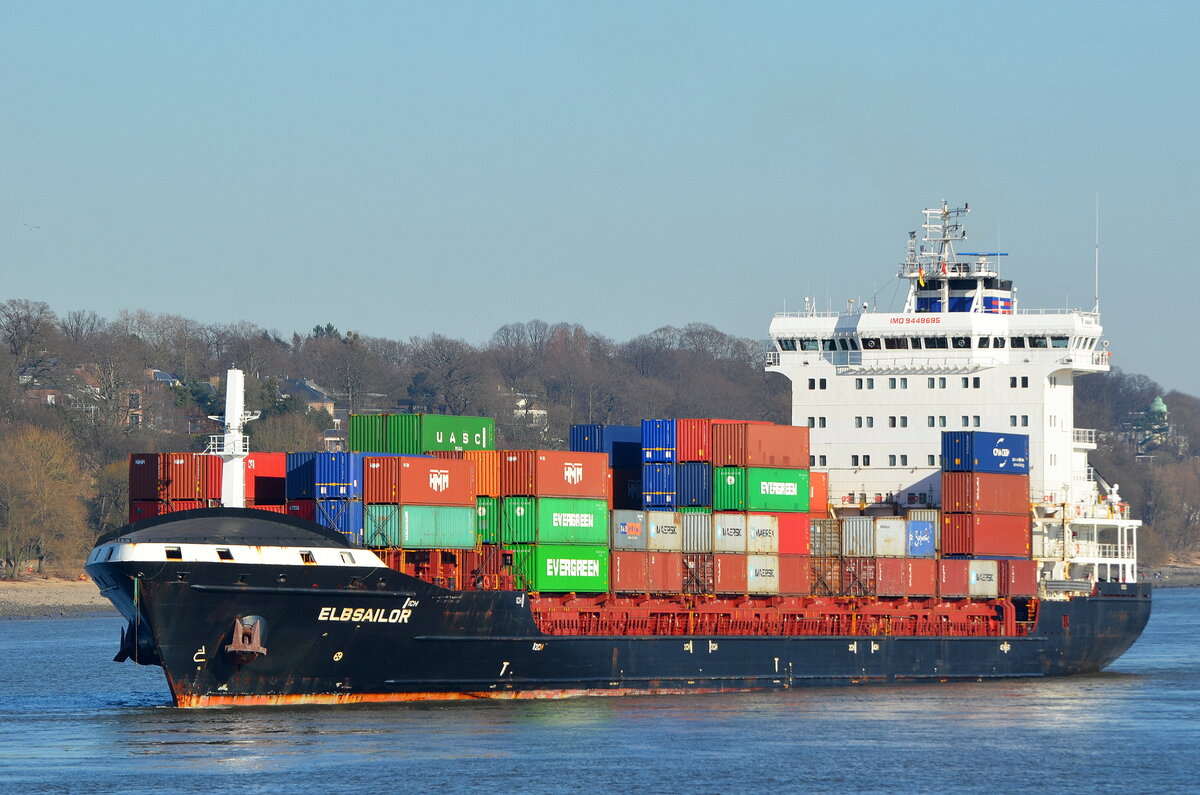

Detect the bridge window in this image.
[884,337,909,349]
[978,337,991,348]
[1029,336,1048,348]
[1010,337,1026,348]
[822,339,837,351]
[924,337,948,349]
[799,338,819,351]
[861,337,881,350]
[778,339,797,351]
[993,337,1006,348]
[1051,336,1069,348]
[952,336,971,349]
[910,338,922,349]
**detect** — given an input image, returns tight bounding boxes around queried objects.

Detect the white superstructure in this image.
[766,202,1137,586]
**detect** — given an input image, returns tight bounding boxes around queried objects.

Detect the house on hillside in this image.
[280,378,335,416]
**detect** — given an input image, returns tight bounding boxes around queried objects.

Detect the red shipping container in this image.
[363,456,477,506]
[647,551,683,593]
[938,559,971,598]
[683,553,714,594]
[128,454,161,501]
[809,471,828,515]
[778,555,811,595]
[245,452,286,503]
[711,424,810,468]
[500,450,609,498]
[810,557,843,596]
[942,513,1031,557]
[463,451,500,497]
[876,558,938,597]
[713,553,747,594]
[461,545,512,591]
[161,453,223,501]
[429,450,465,459]
[999,559,1039,597]
[129,500,162,522]
[675,419,771,463]
[612,550,649,593]
[842,558,877,596]
[246,502,289,514]
[941,472,1030,515]
[286,499,317,522]
[774,512,811,554]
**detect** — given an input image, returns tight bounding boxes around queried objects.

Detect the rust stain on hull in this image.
[174,687,738,708]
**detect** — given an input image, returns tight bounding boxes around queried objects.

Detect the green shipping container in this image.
[348,414,388,453]
[713,467,810,512]
[476,496,500,544]
[384,414,420,454]
[382,413,495,454]
[506,544,610,593]
[399,504,477,549]
[501,497,608,545]
[364,503,400,547]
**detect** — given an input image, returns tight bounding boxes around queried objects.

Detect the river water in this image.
[1,588,1196,794]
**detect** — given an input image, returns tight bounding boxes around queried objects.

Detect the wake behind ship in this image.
[88,203,1151,707]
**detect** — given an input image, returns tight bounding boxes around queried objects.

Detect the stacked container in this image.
[128,453,223,522]
[940,431,1032,558]
[361,456,477,549]
[348,413,496,455]
[500,450,610,593]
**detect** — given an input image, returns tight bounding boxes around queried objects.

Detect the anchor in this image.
[224,615,268,665]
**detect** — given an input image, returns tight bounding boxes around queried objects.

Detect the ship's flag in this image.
[940,261,948,275]
[918,266,925,287]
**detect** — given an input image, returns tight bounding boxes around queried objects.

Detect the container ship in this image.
[87,202,1150,707]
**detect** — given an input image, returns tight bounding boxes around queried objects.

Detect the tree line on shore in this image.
[0,297,1195,575]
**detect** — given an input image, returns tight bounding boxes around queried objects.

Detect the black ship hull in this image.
[89,553,1151,707]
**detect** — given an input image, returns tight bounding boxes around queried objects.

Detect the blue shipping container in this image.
[315,452,363,498]
[570,424,643,469]
[641,419,676,462]
[611,469,643,510]
[642,462,676,507]
[941,431,1030,474]
[314,498,364,544]
[285,452,318,499]
[906,520,936,557]
[676,462,713,507]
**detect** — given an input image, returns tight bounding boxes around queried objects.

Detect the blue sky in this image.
[3,1,1196,395]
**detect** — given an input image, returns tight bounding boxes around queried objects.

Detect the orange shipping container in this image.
[941,471,1030,515]
[647,551,683,592]
[362,456,476,506]
[499,450,609,498]
[611,550,648,593]
[809,471,828,515]
[463,450,500,497]
[161,453,222,502]
[711,424,810,468]
[941,513,1031,557]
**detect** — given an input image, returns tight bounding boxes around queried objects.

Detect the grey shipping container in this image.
[906,508,939,523]
[682,511,713,553]
[610,509,647,551]
[841,516,875,557]
[810,518,841,557]
[745,513,780,554]
[646,511,684,552]
[874,517,906,557]
[746,554,779,594]
[712,512,747,553]
[969,560,1000,598]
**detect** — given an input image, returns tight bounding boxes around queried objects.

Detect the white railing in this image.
[772,310,843,319]
[765,351,780,366]
[206,435,249,455]
[1015,309,1101,324]
[1068,541,1136,560]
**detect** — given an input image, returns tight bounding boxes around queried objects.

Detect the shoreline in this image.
[0,577,118,620]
